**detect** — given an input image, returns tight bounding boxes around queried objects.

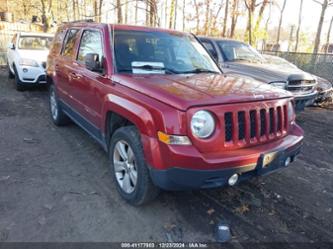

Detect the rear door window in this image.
[62,29,80,57]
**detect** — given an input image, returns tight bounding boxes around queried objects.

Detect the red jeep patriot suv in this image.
[47,21,304,205]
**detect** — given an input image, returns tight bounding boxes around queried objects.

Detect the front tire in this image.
[109,126,160,206]
[13,65,24,91]
[49,84,70,126]
[8,63,14,79]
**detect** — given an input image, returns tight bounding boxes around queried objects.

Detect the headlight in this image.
[270,81,287,89]
[287,101,295,122]
[191,110,215,138]
[19,58,39,67]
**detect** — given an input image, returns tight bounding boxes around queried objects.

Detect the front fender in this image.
[101,93,156,137]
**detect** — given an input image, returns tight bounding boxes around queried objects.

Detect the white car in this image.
[7,32,53,91]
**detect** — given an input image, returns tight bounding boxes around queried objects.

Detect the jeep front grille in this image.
[223,103,288,147]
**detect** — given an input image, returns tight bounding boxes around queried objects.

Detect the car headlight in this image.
[191,110,215,138]
[287,101,295,123]
[270,81,287,89]
[19,58,39,67]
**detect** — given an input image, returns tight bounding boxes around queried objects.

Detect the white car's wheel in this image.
[7,63,14,79]
[13,65,25,91]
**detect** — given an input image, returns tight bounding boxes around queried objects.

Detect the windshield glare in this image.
[18,36,53,50]
[218,41,264,63]
[113,30,220,74]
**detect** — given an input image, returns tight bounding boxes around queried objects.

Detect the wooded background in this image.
[0,0,332,53]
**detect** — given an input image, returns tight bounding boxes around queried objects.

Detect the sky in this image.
[273,0,332,33]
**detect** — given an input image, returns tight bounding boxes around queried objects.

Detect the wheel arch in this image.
[102,94,157,146]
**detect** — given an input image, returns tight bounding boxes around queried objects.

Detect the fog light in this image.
[228,174,238,186]
[284,157,291,167]
[23,68,28,73]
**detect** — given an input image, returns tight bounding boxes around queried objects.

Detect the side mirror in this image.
[8,43,15,50]
[85,53,103,73]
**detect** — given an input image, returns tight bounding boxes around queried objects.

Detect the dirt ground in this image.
[0,66,332,244]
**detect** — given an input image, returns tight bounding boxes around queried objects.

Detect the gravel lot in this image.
[0,66,332,243]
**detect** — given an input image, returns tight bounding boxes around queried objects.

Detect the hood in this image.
[113,73,291,111]
[17,49,49,63]
[224,61,316,83]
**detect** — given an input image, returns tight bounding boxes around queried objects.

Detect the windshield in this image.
[217,41,264,63]
[113,30,220,74]
[18,36,53,50]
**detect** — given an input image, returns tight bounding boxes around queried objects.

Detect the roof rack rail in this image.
[63,19,94,23]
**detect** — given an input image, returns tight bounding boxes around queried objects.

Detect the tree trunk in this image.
[204,0,210,35]
[98,0,103,22]
[230,0,239,38]
[325,15,333,52]
[149,0,158,27]
[313,0,328,54]
[116,0,123,24]
[169,0,175,29]
[135,0,138,24]
[222,0,229,37]
[124,0,128,24]
[212,2,223,33]
[72,0,76,20]
[182,0,185,31]
[174,0,178,29]
[244,0,255,45]
[276,0,287,47]
[40,0,52,32]
[253,0,268,44]
[194,0,200,34]
[294,0,303,52]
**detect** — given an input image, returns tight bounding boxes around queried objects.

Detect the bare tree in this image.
[244,0,269,45]
[116,0,123,23]
[244,0,255,45]
[230,0,240,38]
[326,15,333,52]
[211,2,224,33]
[222,0,229,37]
[182,0,186,31]
[193,0,201,33]
[276,0,287,47]
[169,0,175,28]
[40,0,52,32]
[135,0,138,23]
[204,0,210,35]
[312,0,333,54]
[294,0,303,52]
[253,0,269,40]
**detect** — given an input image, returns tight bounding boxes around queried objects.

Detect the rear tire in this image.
[109,126,160,206]
[49,84,70,126]
[13,65,24,91]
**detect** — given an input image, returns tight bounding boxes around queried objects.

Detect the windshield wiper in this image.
[177,68,219,74]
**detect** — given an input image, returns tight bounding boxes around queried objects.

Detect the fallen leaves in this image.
[234,204,250,214]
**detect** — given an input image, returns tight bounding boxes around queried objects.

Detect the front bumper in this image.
[147,125,303,190]
[294,92,317,111]
[17,65,47,84]
[150,137,303,190]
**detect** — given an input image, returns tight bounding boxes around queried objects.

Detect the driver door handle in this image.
[69,72,82,79]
